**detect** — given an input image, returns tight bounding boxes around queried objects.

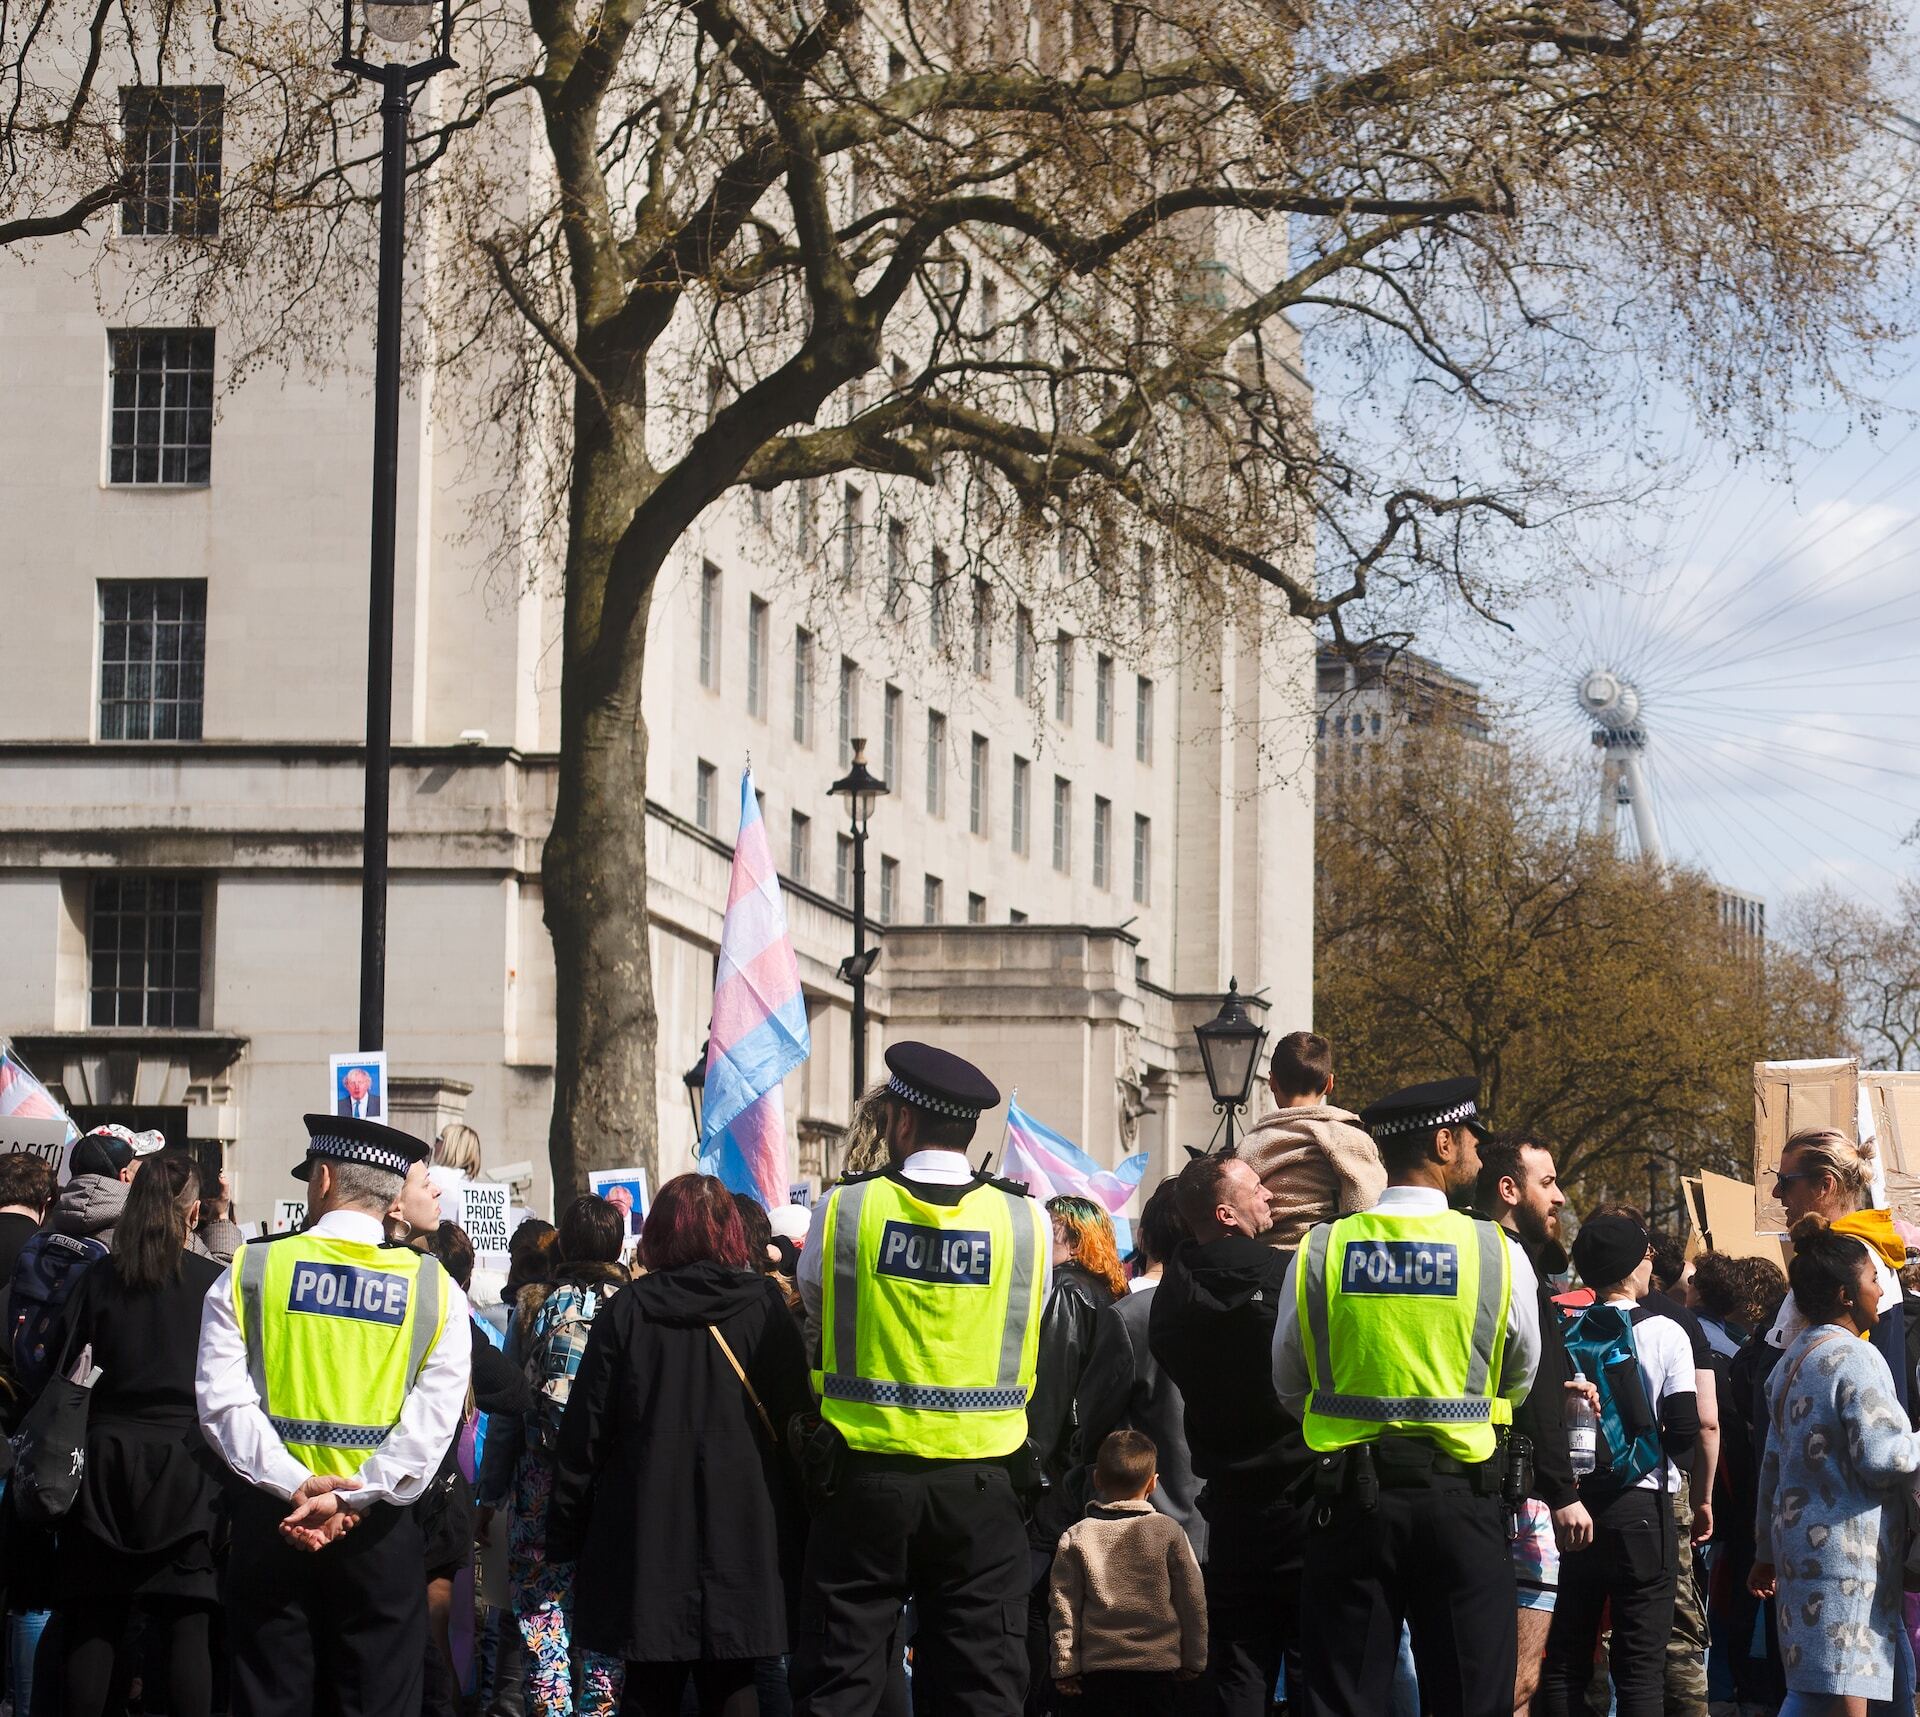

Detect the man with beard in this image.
[1473,1134,1592,1717]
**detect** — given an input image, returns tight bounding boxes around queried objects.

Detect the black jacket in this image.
[547,1261,810,1662]
[1147,1235,1308,1506]
[1028,1261,1117,1483]
[1505,1229,1579,1511]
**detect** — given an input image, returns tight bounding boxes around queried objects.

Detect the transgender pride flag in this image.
[1001,1097,1149,1251]
[0,1048,76,1138]
[698,769,811,1209]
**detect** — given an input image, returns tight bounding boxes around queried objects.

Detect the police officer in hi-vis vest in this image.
[794,1042,1050,1716]
[1272,1078,1541,1717]
[196,1115,472,1717]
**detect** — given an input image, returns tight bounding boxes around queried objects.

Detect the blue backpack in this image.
[1559,1301,1664,1493]
[8,1230,108,1395]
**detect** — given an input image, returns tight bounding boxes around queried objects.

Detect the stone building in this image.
[0,69,1317,1221]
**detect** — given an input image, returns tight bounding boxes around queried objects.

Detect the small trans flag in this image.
[0,1048,77,1138]
[1001,1097,1149,1253]
[699,769,811,1209]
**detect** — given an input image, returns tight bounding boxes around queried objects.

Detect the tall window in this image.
[842,484,865,582]
[926,710,947,816]
[1095,654,1114,744]
[1051,776,1071,873]
[121,87,222,236]
[1054,632,1074,723]
[1137,543,1155,631]
[980,276,1000,335]
[1135,675,1155,763]
[98,580,205,740]
[1093,796,1112,888]
[1013,606,1033,696]
[883,684,902,787]
[923,875,944,924]
[886,517,908,608]
[796,477,817,559]
[793,630,815,744]
[879,856,899,923]
[789,811,811,885]
[89,875,203,1027]
[1132,814,1152,904]
[930,549,951,649]
[971,579,991,676]
[108,330,214,485]
[969,734,988,835]
[746,597,769,717]
[698,561,721,689]
[838,658,860,765]
[835,835,853,905]
[967,892,986,924]
[695,759,717,832]
[1011,756,1030,855]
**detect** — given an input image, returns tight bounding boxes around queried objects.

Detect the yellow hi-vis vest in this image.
[233,1232,450,1478]
[813,1170,1047,1459]
[1297,1207,1512,1464]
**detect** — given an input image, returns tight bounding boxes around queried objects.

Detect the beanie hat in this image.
[1570,1213,1650,1289]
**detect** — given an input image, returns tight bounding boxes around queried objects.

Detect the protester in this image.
[431,1122,484,1197]
[0,1152,56,1353]
[52,1154,224,1717]
[1074,1181,1205,1556]
[548,1173,810,1717]
[479,1195,630,1717]
[1048,1430,1206,1716]
[1149,1153,1303,1717]
[1536,1213,1700,1717]
[193,1169,244,1263]
[386,1155,445,1244]
[51,1124,162,1248]
[1472,1133,1592,1716]
[1750,1215,1920,1715]
[1235,1031,1385,1251]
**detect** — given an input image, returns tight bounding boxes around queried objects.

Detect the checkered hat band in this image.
[886,1075,980,1120]
[1371,1101,1477,1139]
[308,1136,411,1177]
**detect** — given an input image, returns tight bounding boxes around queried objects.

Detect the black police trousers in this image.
[792,1454,1030,1717]
[1299,1475,1516,1717]
[224,1490,427,1717]
[1200,1492,1305,1717]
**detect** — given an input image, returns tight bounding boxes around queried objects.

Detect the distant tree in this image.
[1784,882,1920,1071]
[1314,735,1849,1210]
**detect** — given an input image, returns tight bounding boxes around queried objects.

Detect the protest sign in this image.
[327,1051,390,1121]
[273,1200,307,1233]
[1864,1071,1920,1229]
[587,1168,650,1239]
[1754,1057,1858,1230]
[1697,1170,1787,1272]
[788,1181,814,1208]
[458,1182,512,1270]
[0,1114,74,1183]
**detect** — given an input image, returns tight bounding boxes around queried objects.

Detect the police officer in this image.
[793,1042,1050,1717]
[196,1115,472,1717]
[1271,1077,1541,1717]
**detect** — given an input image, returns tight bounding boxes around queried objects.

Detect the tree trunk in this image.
[542,396,660,1198]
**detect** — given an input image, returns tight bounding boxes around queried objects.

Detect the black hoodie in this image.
[1147,1234,1309,1505]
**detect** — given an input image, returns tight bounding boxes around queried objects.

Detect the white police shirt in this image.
[195,1207,472,1510]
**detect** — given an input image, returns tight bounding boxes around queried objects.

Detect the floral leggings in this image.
[509,1454,625,1717]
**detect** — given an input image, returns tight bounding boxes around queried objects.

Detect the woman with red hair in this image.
[546,1174,809,1717]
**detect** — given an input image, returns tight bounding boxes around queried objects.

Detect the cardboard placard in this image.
[0,1115,74,1183]
[1697,1170,1788,1273]
[1863,1071,1920,1230]
[1754,1058,1859,1230]
[457,1182,512,1269]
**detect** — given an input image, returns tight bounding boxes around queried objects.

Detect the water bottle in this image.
[1566,1370,1598,1475]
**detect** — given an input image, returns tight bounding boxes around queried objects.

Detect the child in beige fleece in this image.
[1050,1430,1206,1715]
[1235,1030,1385,1251]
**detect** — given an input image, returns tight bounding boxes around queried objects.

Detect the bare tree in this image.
[1785,882,1920,1070]
[41,0,1913,1188]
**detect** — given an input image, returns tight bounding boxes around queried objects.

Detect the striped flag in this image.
[1001,1097,1149,1249]
[0,1047,76,1139]
[699,769,811,1209]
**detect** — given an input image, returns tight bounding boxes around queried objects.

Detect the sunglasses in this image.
[1771,1170,1819,1189]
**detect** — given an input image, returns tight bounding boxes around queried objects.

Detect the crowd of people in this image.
[0,1030,1915,1717]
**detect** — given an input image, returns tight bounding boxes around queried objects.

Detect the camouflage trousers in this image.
[1665,1477,1710,1717]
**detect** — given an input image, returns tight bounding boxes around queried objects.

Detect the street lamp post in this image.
[684,1040,710,1138]
[1193,978,1269,1156]
[829,739,888,1103]
[336,0,454,1054]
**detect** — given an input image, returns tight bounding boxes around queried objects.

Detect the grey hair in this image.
[321,1158,406,1214]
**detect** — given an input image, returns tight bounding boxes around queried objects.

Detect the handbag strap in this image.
[708,1324,779,1448]
[1772,1330,1849,1441]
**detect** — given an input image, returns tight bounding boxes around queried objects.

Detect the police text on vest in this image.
[1341,1239,1459,1296]
[288,1262,412,1325]
[875,1220,993,1286]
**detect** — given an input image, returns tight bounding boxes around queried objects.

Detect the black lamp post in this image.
[684,1040,710,1137]
[828,738,888,1103]
[336,0,454,1053]
[1193,978,1268,1156]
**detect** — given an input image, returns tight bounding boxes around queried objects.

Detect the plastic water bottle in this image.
[1567,1370,1598,1475]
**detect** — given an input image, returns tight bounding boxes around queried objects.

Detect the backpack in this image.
[1559,1300,1664,1494]
[9,1230,109,1396]
[522,1282,610,1450]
